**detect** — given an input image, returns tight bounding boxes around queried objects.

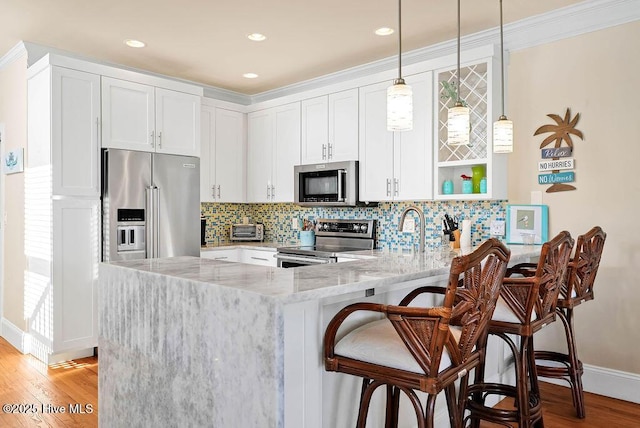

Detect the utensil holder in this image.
[300,230,315,246]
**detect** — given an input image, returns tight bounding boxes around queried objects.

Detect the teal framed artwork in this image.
[506,204,549,244]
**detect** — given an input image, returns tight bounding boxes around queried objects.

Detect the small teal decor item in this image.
[461,176,472,194]
[480,177,487,193]
[3,148,24,175]
[300,230,315,247]
[442,180,454,195]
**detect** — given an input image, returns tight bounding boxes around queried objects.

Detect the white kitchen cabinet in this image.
[201,105,246,202]
[51,198,101,353]
[102,77,201,156]
[241,249,277,267]
[201,248,277,267]
[358,72,433,202]
[26,60,102,363]
[201,248,241,262]
[433,58,507,200]
[301,88,358,164]
[28,65,101,197]
[247,102,301,203]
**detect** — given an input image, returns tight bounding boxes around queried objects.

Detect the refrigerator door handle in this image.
[153,186,160,257]
[145,185,160,258]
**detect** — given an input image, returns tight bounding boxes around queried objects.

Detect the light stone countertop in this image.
[106,244,541,304]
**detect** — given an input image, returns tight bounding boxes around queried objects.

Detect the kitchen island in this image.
[99,246,540,428]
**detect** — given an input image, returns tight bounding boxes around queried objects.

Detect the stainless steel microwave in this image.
[294,160,359,206]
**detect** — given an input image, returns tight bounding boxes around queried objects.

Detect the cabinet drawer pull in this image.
[328,143,333,159]
[213,256,228,260]
[158,131,162,148]
[150,131,155,147]
[251,257,268,261]
[394,178,399,196]
[322,144,327,160]
[386,178,391,197]
[217,185,221,198]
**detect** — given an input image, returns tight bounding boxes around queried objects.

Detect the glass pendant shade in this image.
[448,102,470,145]
[387,79,413,131]
[493,116,513,153]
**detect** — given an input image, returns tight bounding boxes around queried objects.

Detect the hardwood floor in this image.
[0,338,98,427]
[0,336,638,427]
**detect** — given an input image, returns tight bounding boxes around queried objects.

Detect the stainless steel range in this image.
[276,219,376,268]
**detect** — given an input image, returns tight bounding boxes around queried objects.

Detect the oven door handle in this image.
[276,254,334,265]
[337,169,346,202]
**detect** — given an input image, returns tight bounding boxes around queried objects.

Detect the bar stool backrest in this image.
[562,226,607,304]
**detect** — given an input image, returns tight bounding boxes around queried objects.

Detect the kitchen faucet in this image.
[398,205,426,253]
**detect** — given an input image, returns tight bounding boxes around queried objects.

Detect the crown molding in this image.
[250,0,640,104]
[0,41,27,70]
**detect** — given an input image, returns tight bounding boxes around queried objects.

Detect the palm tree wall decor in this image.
[534,108,583,193]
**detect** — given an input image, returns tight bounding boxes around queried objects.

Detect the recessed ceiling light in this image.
[375,27,394,36]
[124,39,146,48]
[247,33,267,42]
[243,73,259,79]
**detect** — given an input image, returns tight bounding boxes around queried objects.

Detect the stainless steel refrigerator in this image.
[102,149,200,262]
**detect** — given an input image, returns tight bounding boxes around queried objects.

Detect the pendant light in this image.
[387,0,413,131]
[447,0,470,145]
[493,0,513,153]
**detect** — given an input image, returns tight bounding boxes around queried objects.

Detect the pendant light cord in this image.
[398,0,402,81]
[499,0,505,117]
[456,0,461,104]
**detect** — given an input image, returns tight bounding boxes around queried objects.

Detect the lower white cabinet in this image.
[201,248,277,267]
[241,249,278,267]
[201,249,241,262]
[25,198,100,363]
[52,199,100,353]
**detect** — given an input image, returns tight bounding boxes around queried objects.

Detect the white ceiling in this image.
[1,0,583,95]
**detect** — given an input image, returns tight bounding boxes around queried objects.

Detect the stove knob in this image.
[322,223,329,230]
[360,224,368,232]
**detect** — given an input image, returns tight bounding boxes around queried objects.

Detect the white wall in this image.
[0,52,28,333]
[508,21,640,374]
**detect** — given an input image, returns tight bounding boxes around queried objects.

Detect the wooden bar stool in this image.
[466,231,574,428]
[324,238,510,428]
[534,226,606,418]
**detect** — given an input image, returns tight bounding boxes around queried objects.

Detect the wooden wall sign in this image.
[533,108,583,193]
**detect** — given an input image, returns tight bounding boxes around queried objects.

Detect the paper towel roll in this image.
[460,219,472,249]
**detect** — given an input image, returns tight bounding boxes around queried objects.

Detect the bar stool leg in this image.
[560,307,586,418]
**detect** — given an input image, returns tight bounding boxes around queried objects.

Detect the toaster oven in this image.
[230,224,264,241]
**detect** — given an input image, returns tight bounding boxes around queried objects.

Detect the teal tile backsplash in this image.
[201,201,506,250]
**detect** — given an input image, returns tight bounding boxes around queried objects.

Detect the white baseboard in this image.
[540,363,640,405]
[1,317,29,354]
[1,318,95,365]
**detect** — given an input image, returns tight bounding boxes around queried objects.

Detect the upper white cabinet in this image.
[433,57,506,200]
[102,77,200,157]
[28,65,101,197]
[201,105,246,202]
[301,88,358,164]
[358,72,433,202]
[247,103,301,203]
